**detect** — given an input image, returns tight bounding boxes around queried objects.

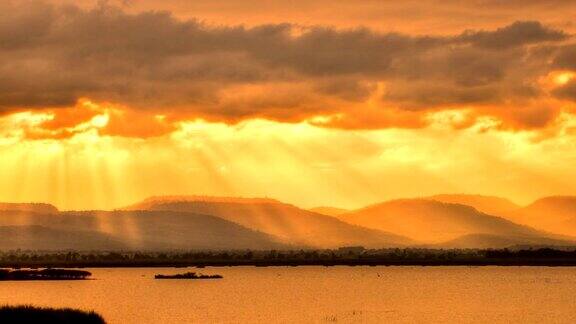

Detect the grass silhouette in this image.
[0,305,105,323]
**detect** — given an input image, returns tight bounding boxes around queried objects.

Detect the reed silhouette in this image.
[0,306,104,323]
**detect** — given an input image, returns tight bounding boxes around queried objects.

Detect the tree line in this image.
[1,247,575,267]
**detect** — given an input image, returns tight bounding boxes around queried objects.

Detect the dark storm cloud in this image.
[456,21,567,49]
[552,44,576,70]
[552,80,576,101]
[1,1,575,130]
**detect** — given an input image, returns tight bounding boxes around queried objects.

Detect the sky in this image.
[1,0,576,210]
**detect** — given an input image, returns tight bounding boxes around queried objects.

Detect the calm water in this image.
[1,266,576,323]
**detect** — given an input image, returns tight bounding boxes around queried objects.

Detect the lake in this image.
[1,266,576,323]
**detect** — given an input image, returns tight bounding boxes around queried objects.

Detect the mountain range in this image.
[124,196,412,248]
[504,196,576,237]
[337,198,571,248]
[0,194,575,250]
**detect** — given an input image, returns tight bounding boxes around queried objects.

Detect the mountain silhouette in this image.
[2,194,576,250]
[427,194,519,215]
[430,233,572,249]
[340,199,571,246]
[0,209,286,250]
[126,196,413,248]
[0,225,128,250]
[309,207,350,217]
[0,203,58,214]
[507,196,576,236]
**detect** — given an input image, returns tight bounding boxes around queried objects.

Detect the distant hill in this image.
[340,199,571,246]
[126,196,413,248]
[309,206,350,217]
[0,210,286,250]
[3,194,575,250]
[427,194,519,215]
[0,203,58,214]
[134,196,281,207]
[0,225,128,250]
[431,233,573,249]
[507,196,576,236]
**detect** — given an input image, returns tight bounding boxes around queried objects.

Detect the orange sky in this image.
[1,0,576,210]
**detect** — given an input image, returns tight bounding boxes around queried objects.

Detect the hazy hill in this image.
[309,207,350,217]
[133,196,281,207]
[126,196,413,248]
[0,210,286,250]
[3,195,575,250]
[507,196,576,236]
[0,203,58,214]
[431,233,573,249]
[0,225,128,250]
[427,194,519,215]
[340,199,570,246]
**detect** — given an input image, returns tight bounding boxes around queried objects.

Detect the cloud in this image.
[1,1,576,136]
[552,44,576,70]
[553,80,576,101]
[456,21,567,49]
[17,100,174,140]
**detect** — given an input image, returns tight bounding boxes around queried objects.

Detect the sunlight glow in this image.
[554,72,575,86]
[1,99,576,211]
[91,114,110,128]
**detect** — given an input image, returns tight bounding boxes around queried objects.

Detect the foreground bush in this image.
[0,305,105,323]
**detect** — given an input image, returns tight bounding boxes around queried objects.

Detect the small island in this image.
[0,268,92,281]
[0,306,104,323]
[155,272,223,280]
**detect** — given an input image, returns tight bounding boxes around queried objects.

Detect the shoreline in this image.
[5,259,576,268]
[3,248,576,268]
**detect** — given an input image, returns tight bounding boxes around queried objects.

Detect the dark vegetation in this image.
[0,305,104,323]
[0,268,92,280]
[155,272,223,279]
[2,248,576,267]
